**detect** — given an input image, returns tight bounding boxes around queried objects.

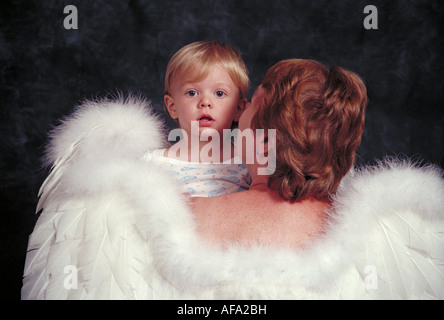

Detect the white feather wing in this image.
[23,176,156,299]
[330,161,444,299]
[22,97,169,299]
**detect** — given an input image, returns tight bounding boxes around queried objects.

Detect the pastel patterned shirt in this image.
[143,148,251,197]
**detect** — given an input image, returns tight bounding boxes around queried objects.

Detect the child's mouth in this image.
[197,114,215,127]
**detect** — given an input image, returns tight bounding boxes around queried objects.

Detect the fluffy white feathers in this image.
[44,95,166,165]
[23,97,170,299]
[22,97,444,299]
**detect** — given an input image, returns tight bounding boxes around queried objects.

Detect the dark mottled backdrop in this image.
[1,0,443,299]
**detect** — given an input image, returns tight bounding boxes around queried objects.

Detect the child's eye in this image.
[186,90,198,97]
[215,91,226,98]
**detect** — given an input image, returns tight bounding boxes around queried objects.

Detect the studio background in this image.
[1,0,443,299]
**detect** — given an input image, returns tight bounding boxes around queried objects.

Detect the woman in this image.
[191,59,367,249]
[22,59,443,300]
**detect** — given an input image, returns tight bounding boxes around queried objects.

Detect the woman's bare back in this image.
[191,187,330,249]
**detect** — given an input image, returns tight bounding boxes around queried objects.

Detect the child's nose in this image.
[200,102,212,108]
[199,96,212,108]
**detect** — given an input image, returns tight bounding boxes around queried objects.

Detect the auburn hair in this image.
[252,59,367,202]
[164,40,249,100]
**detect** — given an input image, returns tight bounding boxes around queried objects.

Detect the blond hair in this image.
[164,41,249,99]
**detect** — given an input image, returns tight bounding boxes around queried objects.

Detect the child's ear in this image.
[164,94,178,119]
[233,98,247,122]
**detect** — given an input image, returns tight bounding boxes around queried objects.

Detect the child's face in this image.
[164,63,245,137]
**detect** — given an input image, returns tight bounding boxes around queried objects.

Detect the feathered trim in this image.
[23,97,444,299]
[38,95,167,202]
[43,95,166,166]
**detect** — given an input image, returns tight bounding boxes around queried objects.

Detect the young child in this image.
[145,41,251,197]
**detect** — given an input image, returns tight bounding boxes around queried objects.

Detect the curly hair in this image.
[252,59,367,202]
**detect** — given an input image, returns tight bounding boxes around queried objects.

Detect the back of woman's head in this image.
[252,59,367,202]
